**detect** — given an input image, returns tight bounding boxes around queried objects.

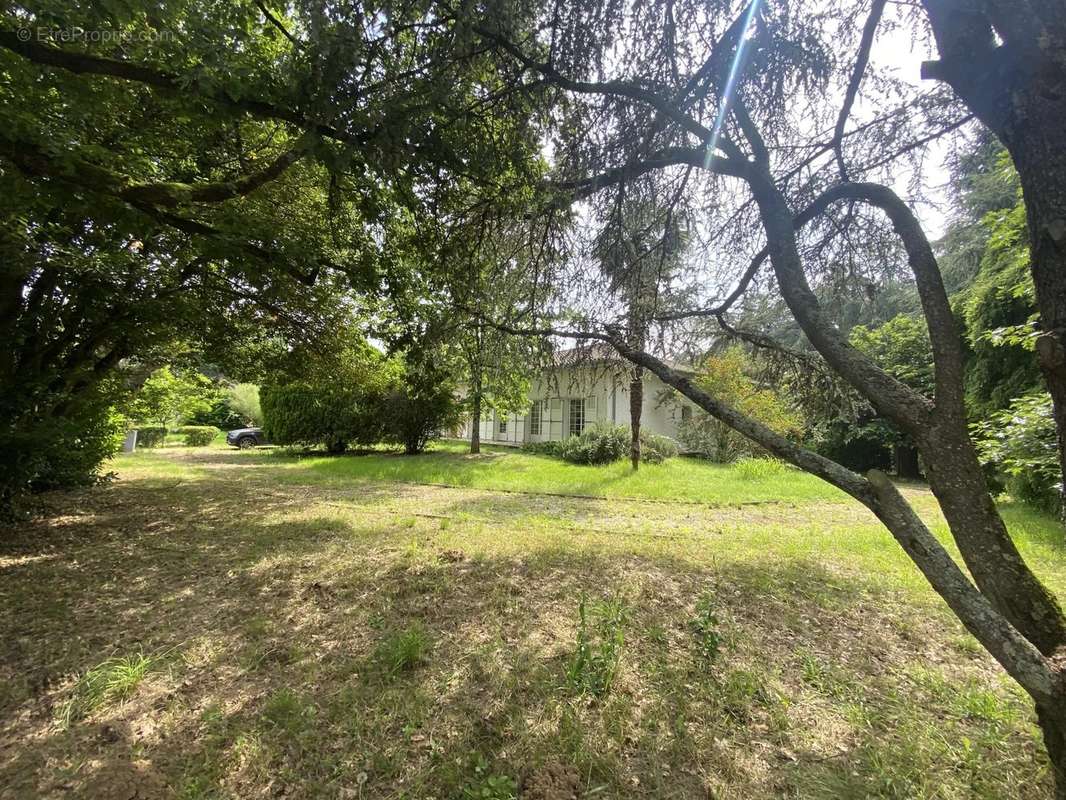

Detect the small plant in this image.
[462,756,518,800]
[565,594,627,697]
[733,457,787,481]
[375,624,431,676]
[182,426,220,446]
[689,594,722,662]
[56,653,154,727]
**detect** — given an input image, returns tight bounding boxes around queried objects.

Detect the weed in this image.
[689,594,722,662]
[56,653,154,727]
[566,594,627,697]
[462,756,518,799]
[375,623,431,676]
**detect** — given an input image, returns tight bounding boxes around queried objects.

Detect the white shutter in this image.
[585,395,598,430]
[549,398,563,440]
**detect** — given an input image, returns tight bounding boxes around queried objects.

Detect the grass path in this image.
[0,444,1063,799]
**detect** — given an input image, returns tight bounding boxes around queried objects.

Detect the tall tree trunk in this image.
[629,366,642,469]
[470,375,482,455]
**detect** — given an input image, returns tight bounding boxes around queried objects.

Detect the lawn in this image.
[0,442,1063,799]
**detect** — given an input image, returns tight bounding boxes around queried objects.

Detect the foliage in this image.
[182,426,221,447]
[462,758,518,800]
[135,427,168,449]
[188,400,245,432]
[810,420,892,473]
[959,191,1042,415]
[225,384,263,427]
[974,393,1062,514]
[689,595,723,662]
[0,382,126,517]
[850,315,936,398]
[382,357,463,456]
[559,422,629,464]
[130,367,217,431]
[676,347,804,462]
[261,340,397,454]
[566,594,628,697]
[556,423,678,465]
[640,430,680,463]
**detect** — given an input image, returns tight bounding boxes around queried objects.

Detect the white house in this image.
[460,346,697,446]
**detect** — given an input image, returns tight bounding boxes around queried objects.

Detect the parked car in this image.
[226,427,268,449]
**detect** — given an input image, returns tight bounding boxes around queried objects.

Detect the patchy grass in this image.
[0,445,1062,798]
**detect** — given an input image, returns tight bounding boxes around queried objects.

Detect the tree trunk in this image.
[1014,136,1066,520]
[920,0,1066,517]
[1038,703,1066,800]
[629,366,642,470]
[470,387,482,455]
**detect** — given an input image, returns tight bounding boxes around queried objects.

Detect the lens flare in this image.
[704,0,764,169]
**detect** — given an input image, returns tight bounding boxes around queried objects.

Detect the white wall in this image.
[458,362,693,445]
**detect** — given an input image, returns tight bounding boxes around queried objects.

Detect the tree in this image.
[470,1,1066,788]
[225,384,263,427]
[0,0,538,510]
[130,367,216,431]
[674,346,803,462]
[918,0,1066,546]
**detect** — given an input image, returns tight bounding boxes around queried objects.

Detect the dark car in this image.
[226,427,268,449]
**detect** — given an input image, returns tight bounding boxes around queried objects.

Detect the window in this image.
[530,400,543,436]
[498,415,507,434]
[681,405,692,422]
[568,398,585,436]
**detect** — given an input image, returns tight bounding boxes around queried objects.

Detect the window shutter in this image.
[585,395,598,429]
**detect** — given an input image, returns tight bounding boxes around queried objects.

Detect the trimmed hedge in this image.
[182,426,220,446]
[261,383,386,454]
[135,427,167,448]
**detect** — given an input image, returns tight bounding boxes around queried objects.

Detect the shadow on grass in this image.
[0,465,1050,799]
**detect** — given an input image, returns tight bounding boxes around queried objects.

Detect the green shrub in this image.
[974,391,1062,513]
[261,383,387,454]
[135,426,167,448]
[382,382,462,455]
[1,380,127,518]
[555,424,678,465]
[559,423,629,465]
[689,594,723,662]
[182,426,219,446]
[734,457,787,480]
[639,430,679,463]
[522,440,563,457]
[566,594,627,697]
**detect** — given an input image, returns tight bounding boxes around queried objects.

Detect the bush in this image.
[556,424,679,465]
[382,383,463,455]
[261,383,387,454]
[675,346,803,462]
[559,423,629,464]
[135,426,167,448]
[974,392,1062,513]
[639,430,679,463]
[1,386,126,518]
[226,383,262,426]
[522,440,563,457]
[182,426,219,446]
